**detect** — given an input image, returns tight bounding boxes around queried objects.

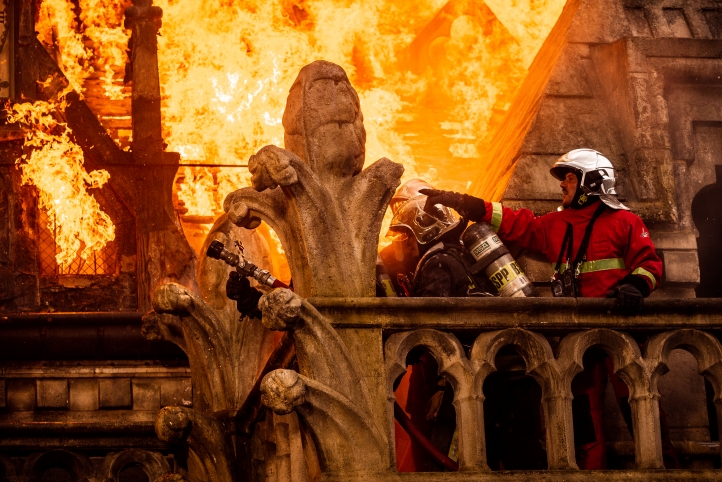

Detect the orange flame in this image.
[151,0,564,213]
[8,100,116,266]
[78,0,131,100]
[34,0,565,251]
[36,0,94,94]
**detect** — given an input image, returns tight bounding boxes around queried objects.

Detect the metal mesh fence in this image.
[37,208,118,276]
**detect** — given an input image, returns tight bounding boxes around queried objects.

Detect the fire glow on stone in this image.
[31,0,565,255]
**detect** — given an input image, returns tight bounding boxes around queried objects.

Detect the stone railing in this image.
[253,296,722,482]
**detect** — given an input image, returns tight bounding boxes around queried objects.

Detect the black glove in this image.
[226,271,263,319]
[419,189,486,222]
[607,275,649,316]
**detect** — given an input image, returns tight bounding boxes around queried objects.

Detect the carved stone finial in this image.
[259,288,303,330]
[261,369,307,414]
[226,200,260,229]
[224,60,404,297]
[152,283,193,313]
[155,407,235,481]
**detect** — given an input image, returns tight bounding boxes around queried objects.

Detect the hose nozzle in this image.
[207,240,241,267]
[206,240,289,290]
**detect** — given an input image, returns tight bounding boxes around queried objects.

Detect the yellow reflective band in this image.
[490,202,503,233]
[632,267,657,290]
[556,258,627,274]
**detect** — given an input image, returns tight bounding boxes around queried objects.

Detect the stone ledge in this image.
[651,231,697,251]
[0,364,191,377]
[661,250,700,284]
[308,298,722,330]
[0,410,157,434]
[0,435,168,450]
[320,470,722,481]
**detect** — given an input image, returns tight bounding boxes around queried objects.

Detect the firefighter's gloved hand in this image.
[226,271,263,319]
[607,282,644,316]
[419,189,486,222]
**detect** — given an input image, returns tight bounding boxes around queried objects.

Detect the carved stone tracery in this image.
[382,326,722,474]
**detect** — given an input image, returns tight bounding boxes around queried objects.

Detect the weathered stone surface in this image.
[99,449,171,481]
[133,379,161,411]
[20,450,96,481]
[257,289,391,474]
[544,43,594,97]
[6,379,36,411]
[36,379,69,409]
[261,369,389,474]
[156,406,235,482]
[661,250,700,285]
[520,97,625,180]
[160,378,193,408]
[503,155,565,201]
[99,378,132,409]
[69,379,99,411]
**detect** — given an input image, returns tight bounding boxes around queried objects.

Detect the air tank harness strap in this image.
[554,203,608,278]
[554,222,574,276]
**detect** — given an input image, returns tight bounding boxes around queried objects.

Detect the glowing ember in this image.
[8,100,116,267]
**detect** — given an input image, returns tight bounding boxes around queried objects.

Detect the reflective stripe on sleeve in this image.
[490,202,503,233]
[632,267,657,290]
[556,258,627,274]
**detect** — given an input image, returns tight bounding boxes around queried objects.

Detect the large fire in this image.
[8,99,116,267]
[29,0,565,261]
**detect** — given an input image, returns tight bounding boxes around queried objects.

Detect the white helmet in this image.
[388,179,461,245]
[550,148,629,210]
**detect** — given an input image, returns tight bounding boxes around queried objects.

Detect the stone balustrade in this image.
[286,297,722,481]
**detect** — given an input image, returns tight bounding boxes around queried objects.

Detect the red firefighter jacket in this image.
[480,200,661,297]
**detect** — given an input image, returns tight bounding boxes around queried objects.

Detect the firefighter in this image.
[422,148,677,469]
[421,148,659,308]
[385,179,490,297]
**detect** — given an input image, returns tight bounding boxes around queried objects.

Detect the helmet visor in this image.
[550,166,580,182]
[388,196,460,245]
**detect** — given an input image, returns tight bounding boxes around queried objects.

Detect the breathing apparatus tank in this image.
[461,223,535,297]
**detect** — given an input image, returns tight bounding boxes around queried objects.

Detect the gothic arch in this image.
[557,329,662,469]
[384,330,484,471]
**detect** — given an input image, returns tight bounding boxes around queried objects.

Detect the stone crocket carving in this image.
[259,289,390,474]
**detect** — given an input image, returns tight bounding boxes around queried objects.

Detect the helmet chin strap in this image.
[570,186,601,209]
